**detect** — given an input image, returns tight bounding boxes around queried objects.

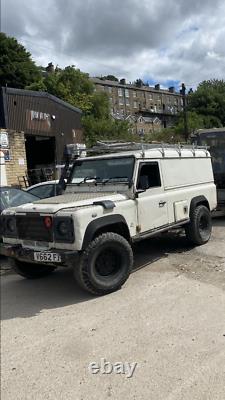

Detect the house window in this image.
[137,162,161,190]
[149,93,153,100]
[126,98,130,106]
[138,128,145,136]
[119,98,124,105]
[118,88,123,97]
[134,101,138,108]
[133,91,137,97]
[108,86,112,93]
[125,89,129,98]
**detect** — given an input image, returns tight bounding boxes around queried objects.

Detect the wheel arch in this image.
[189,195,210,215]
[82,215,131,249]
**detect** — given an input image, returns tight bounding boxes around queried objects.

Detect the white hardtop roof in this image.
[77,145,211,161]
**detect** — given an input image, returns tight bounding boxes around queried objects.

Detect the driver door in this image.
[136,161,168,233]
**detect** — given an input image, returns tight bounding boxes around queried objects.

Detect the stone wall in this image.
[0,129,27,187]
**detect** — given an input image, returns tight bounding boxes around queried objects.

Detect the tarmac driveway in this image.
[1,218,225,400]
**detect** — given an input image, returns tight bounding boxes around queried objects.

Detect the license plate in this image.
[34,252,61,263]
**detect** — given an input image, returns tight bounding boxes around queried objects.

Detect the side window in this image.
[137,162,161,190]
[29,185,54,199]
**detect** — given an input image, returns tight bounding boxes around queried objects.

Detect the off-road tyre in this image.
[185,205,212,245]
[74,232,133,295]
[13,259,56,279]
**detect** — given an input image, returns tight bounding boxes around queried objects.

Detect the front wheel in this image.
[74,232,133,295]
[13,259,56,279]
[185,205,212,245]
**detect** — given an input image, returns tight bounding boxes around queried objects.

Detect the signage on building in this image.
[30,110,51,123]
[0,131,9,148]
[26,110,51,131]
[1,148,11,161]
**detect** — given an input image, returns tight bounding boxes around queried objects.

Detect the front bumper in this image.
[0,243,79,266]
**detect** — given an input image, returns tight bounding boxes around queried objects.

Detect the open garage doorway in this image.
[25,135,56,185]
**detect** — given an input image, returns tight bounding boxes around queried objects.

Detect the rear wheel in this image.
[74,232,133,295]
[185,205,212,245]
[13,259,56,279]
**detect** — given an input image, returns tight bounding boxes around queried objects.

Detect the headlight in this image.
[54,217,74,243]
[57,221,69,235]
[3,216,17,237]
[7,218,16,232]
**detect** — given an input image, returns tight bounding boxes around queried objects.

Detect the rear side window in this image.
[137,162,161,190]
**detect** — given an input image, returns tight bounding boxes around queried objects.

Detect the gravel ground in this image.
[1,218,225,400]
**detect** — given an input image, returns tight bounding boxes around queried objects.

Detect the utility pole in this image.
[181,83,189,142]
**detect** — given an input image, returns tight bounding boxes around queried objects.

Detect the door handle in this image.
[159,201,166,207]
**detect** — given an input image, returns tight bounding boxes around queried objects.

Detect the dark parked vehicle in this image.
[193,129,225,211]
[26,180,61,199]
[0,187,39,213]
[0,187,39,245]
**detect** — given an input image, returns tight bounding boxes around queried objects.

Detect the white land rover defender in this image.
[1,143,217,295]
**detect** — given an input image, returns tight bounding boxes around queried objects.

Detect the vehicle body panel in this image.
[1,146,217,262]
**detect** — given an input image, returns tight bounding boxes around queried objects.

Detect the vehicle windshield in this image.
[198,133,225,174]
[0,188,38,212]
[69,157,135,184]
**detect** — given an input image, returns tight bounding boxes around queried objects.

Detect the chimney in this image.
[155,84,160,90]
[120,78,126,85]
[46,62,54,73]
[169,86,175,93]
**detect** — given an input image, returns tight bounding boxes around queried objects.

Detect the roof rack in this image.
[62,141,209,164]
[86,140,209,156]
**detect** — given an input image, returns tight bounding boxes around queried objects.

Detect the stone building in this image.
[0,129,28,187]
[91,78,183,129]
[113,114,162,137]
[0,87,83,186]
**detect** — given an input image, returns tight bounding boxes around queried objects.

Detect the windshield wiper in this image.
[77,176,101,185]
[102,176,130,184]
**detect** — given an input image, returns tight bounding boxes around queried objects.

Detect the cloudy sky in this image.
[1,0,225,89]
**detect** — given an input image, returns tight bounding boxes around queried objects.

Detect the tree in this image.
[188,79,225,127]
[174,111,205,136]
[82,115,134,146]
[147,111,205,143]
[89,91,110,119]
[0,33,41,88]
[147,127,185,144]
[100,75,118,82]
[27,65,94,113]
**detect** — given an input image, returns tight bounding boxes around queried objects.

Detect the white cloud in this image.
[2,0,225,88]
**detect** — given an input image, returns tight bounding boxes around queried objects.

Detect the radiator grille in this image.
[16,215,53,242]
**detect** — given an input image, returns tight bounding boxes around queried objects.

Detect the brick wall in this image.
[0,129,27,187]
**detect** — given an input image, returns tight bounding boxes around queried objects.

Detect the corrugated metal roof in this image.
[2,87,82,114]
[0,87,83,139]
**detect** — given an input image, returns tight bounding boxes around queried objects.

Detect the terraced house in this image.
[92,77,183,134]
